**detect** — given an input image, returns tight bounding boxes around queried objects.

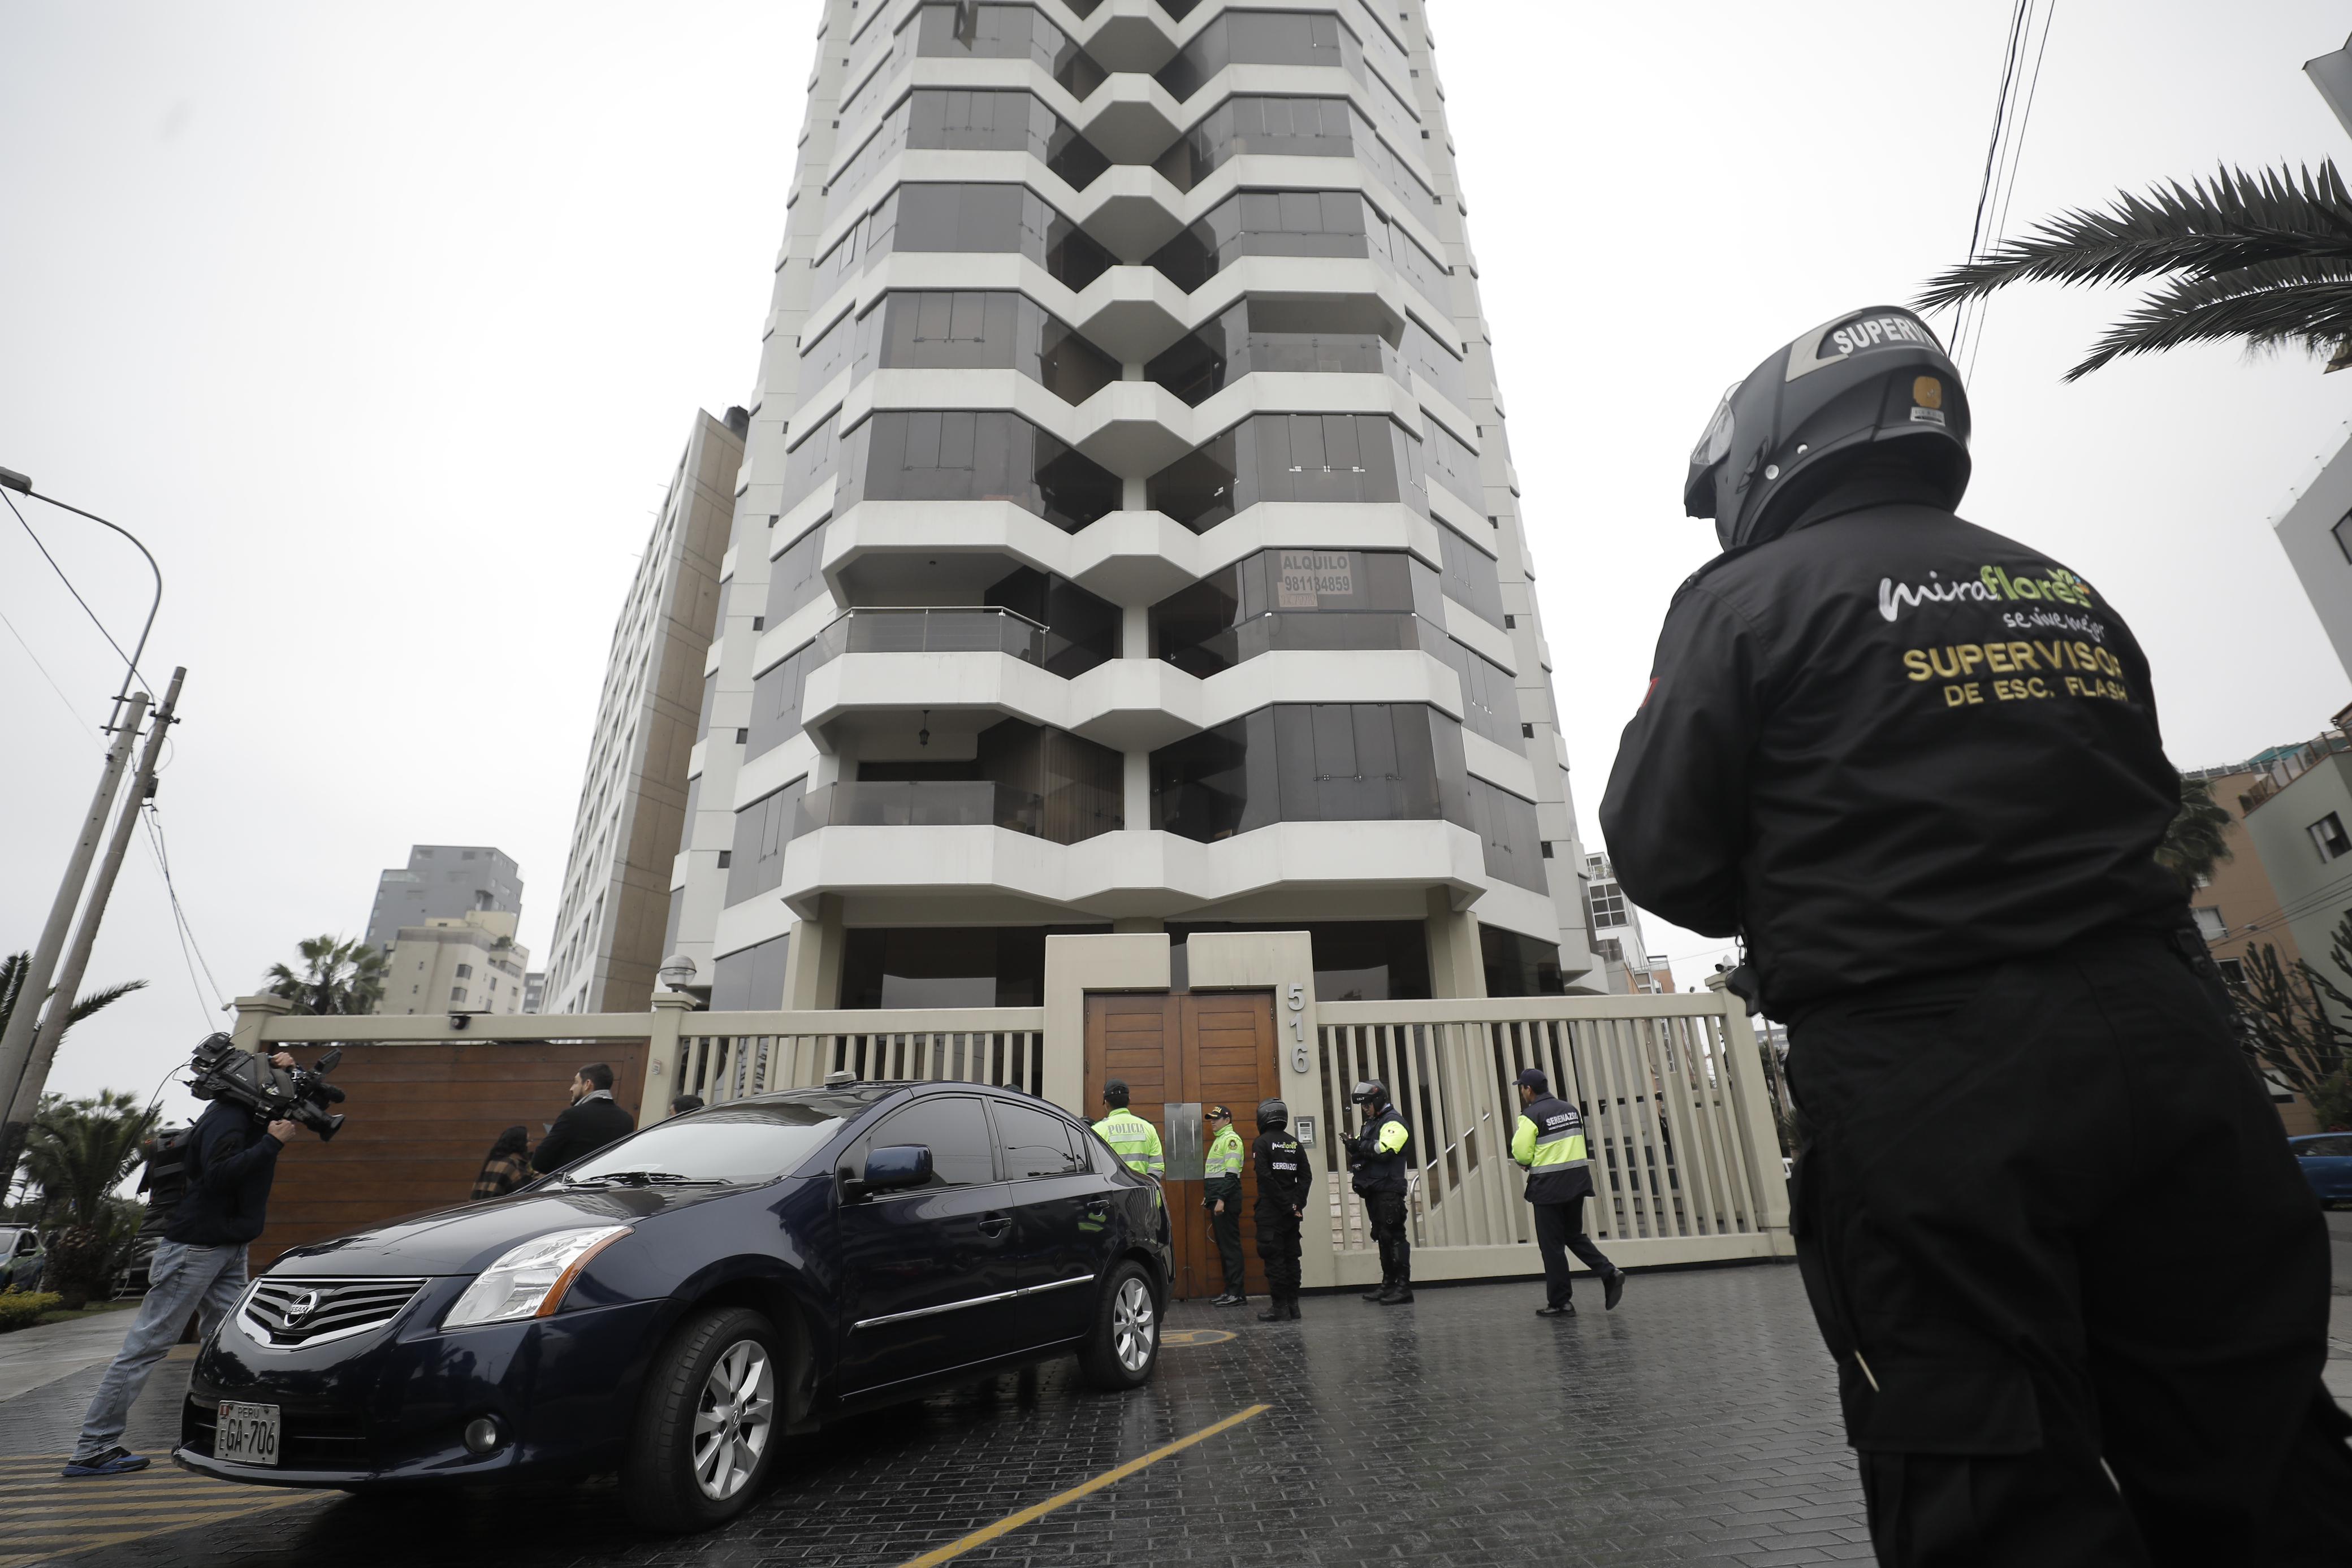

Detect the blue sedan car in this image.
[176,1081,1171,1531]
[2291,1132,2352,1207]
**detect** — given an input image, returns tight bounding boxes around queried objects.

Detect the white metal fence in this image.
[665,1010,1048,1103]
[1316,991,1791,1270]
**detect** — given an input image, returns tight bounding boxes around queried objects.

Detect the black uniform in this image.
[1348,1104,1411,1294]
[1601,477,2352,1561]
[1251,1129,1312,1302]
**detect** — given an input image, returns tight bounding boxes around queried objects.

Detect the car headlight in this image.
[443,1225,632,1329]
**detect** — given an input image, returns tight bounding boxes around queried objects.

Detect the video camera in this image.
[187,1033,348,1142]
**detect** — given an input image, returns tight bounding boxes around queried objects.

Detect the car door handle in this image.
[1082,1198,1109,1212]
[978,1214,1011,1236]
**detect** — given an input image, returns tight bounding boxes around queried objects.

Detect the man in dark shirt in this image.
[1602,307,2351,1562]
[530,1062,635,1173]
[64,1057,298,1479]
[1251,1099,1313,1323]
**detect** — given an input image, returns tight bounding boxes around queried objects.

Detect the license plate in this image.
[215,1401,280,1466]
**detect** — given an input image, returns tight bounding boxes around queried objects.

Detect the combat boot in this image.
[1360,1275,1390,1302]
[1257,1297,1289,1322]
[1286,1297,1303,1320]
[1377,1281,1415,1305]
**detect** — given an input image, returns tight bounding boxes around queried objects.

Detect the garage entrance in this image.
[1081,990,1279,1300]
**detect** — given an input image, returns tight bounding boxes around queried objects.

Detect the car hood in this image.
[266,1179,807,1277]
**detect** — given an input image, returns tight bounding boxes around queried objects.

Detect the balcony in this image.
[811,605,1112,678]
[797,780,1045,835]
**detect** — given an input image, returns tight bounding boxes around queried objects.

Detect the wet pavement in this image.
[0,1263,1875,1567]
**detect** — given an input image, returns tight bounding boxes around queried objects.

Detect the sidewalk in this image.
[0,1310,142,1402]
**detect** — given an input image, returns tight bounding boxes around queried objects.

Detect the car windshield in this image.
[563,1101,859,1186]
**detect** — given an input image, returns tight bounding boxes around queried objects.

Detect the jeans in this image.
[72,1240,248,1462]
[1530,1197,1615,1307]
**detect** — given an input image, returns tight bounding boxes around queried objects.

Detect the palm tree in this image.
[1916,162,2352,380]
[0,952,147,1045]
[2156,775,2234,893]
[264,935,386,1016]
[21,1090,158,1307]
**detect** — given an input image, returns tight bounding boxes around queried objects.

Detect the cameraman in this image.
[62,1052,299,1480]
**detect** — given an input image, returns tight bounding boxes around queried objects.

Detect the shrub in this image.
[0,1292,64,1332]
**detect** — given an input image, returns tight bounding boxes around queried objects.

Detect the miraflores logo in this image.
[1877,564,2096,623]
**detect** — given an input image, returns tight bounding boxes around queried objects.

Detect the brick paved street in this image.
[0,1262,1874,1568]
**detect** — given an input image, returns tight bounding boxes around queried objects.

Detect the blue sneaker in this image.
[62,1446,150,1478]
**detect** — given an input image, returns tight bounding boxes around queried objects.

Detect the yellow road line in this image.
[6,1495,290,1518]
[0,1491,313,1567]
[897,1404,1270,1568]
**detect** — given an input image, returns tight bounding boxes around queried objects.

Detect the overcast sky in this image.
[5,1,2350,1127]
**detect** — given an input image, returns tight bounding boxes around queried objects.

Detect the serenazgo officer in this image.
[1252,1098,1312,1322]
[1347,1080,1412,1305]
[1511,1067,1624,1318]
[1599,305,2352,1562]
[1201,1104,1248,1307]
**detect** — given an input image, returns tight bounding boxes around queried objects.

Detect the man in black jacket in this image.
[1346,1080,1412,1305]
[530,1062,635,1173]
[1251,1099,1312,1322]
[64,1056,299,1479]
[1601,307,2351,1563]
[1510,1068,1623,1318]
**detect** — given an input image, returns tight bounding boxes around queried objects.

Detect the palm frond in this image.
[1917,162,2352,313]
[64,978,148,1027]
[2064,275,2352,379]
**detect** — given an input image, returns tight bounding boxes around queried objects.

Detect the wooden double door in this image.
[1083,990,1279,1300]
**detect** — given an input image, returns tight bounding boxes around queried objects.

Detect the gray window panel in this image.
[838,410,1121,532]
[747,641,827,760]
[1401,319,1469,410]
[1469,778,1546,893]
[1481,926,1564,997]
[1156,95,1434,210]
[1148,188,1367,291]
[777,418,839,517]
[1431,636,1523,747]
[799,308,859,390]
[695,667,719,744]
[727,778,808,906]
[1436,518,1505,628]
[913,3,1104,97]
[1156,10,1351,100]
[1424,419,1481,508]
[1147,413,1424,533]
[710,930,792,1012]
[764,519,833,627]
[864,183,1113,290]
[1151,703,1468,842]
[855,291,1116,404]
[1150,548,1440,674]
[833,91,1106,215]
[1145,300,1403,405]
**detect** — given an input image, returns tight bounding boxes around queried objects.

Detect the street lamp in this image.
[657,954,698,993]
[0,466,165,732]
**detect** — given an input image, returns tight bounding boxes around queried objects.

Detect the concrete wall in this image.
[2272,426,2352,685]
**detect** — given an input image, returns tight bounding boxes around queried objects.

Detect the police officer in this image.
[1600,306,2352,1562]
[1201,1104,1248,1307]
[1510,1067,1624,1317]
[1251,1098,1311,1322]
[1091,1080,1163,1179]
[1346,1080,1412,1305]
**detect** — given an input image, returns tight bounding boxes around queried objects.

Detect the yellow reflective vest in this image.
[1092,1107,1164,1177]
[1511,1092,1593,1204]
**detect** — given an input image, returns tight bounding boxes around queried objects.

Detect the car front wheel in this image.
[1076,1262,1160,1391]
[622,1306,782,1532]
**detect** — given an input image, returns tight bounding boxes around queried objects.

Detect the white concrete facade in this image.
[2272,424,2352,685]
[380,909,531,1016]
[671,0,1594,1011]
[543,410,746,1017]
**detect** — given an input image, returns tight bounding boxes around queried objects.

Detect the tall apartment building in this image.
[2268,425,2352,686]
[542,409,747,1016]
[362,846,522,959]
[378,909,533,1016]
[1584,852,1674,996]
[668,0,1594,1010]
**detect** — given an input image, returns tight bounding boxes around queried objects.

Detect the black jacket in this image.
[1514,1093,1594,1206]
[164,1102,283,1246]
[530,1093,635,1173]
[1348,1106,1410,1196]
[1253,1130,1313,1210]
[1599,480,2183,1014]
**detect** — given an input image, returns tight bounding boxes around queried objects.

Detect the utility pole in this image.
[1,671,186,1172]
[0,690,150,1142]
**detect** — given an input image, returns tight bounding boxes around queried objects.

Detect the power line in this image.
[2,488,148,700]
[1950,0,2032,361]
[142,807,228,1023]
[1965,0,2061,377]
[0,601,97,739]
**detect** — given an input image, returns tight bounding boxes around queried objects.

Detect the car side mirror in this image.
[842,1144,932,1201]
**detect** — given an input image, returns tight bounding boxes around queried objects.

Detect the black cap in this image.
[1102,1078,1130,1108]
[1515,1067,1548,1091]
[1205,1104,1231,1122]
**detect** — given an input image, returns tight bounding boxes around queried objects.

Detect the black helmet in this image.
[1102,1078,1130,1109]
[1256,1098,1288,1130]
[1350,1080,1387,1108]
[1686,305,1970,551]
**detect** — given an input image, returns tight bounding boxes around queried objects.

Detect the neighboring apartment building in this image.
[2269,422,2352,685]
[1584,853,1675,996]
[541,409,747,1017]
[362,846,522,959]
[2184,752,2308,986]
[521,971,545,1015]
[379,909,533,1016]
[2232,727,2352,1137]
[668,0,1595,1011]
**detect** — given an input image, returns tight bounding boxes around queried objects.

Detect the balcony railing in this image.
[809,607,1113,678]
[797,780,1044,835]
[2239,728,2351,815]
